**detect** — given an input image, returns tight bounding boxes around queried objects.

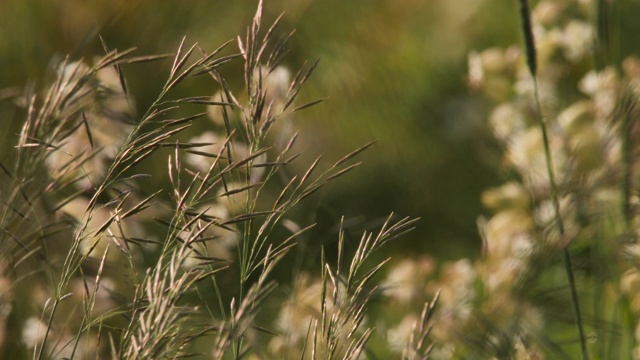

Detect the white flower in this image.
[207,91,228,127]
[60,197,142,260]
[22,317,47,349]
[489,103,527,141]
[435,259,476,319]
[482,182,530,211]
[559,20,593,62]
[533,0,564,25]
[46,127,99,190]
[263,66,291,104]
[468,48,520,99]
[579,68,619,118]
[483,209,533,261]
[528,25,562,72]
[514,66,558,108]
[383,257,434,304]
[22,316,94,358]
[182,204,238,267]
[47,60,133,190]
[185,132,225,172]
[269,274,326,354]
[185,133,259,181]
[56,61,91,104]
[507,127,566,189]
[387,313,419,353]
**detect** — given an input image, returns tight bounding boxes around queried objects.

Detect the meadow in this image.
[1,0,640,358]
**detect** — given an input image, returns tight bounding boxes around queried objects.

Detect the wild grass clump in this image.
[0,2,437,359]
[2,0,639,359]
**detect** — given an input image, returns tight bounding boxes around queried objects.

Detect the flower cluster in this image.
[45,60,134,191]
[8,0,640,358]
[461,0,640,357]
[181,65,292,266]
[378,0,640,357]
[13,59,139,356]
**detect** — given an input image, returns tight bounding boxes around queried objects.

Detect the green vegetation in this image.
[1,0,640,358]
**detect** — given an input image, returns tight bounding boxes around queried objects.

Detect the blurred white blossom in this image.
[383,257,434,305]
[46,60,133,190]
[386,313,419,353]
[559,20,593,62]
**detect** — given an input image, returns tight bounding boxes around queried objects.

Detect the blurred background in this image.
[0,0,521,260]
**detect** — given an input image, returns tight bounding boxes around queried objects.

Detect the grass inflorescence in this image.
[1,0,640,359]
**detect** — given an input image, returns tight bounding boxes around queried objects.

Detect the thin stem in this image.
[516,0,589,357]
[532,81,589,360]
[37,299,60,360]
[622,107,633,228]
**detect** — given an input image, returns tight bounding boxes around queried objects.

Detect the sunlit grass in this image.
[1,0,640,359]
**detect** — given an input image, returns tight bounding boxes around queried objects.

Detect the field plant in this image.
[325,0,640,358]
[0,2,442,359]
[2,0,640,359]
[422,0,640,358]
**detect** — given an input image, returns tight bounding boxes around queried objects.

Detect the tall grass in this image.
[0,2,439,359]
[2,0,640,359]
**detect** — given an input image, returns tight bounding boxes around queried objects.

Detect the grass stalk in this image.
[517,0,589,358]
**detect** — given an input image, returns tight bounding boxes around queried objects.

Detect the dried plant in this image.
[4,0,639,359]
[0,2,437,359]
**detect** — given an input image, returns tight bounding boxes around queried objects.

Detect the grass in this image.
[517,0,588,357]
[1,0,640,359]
[0,2,433,359]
